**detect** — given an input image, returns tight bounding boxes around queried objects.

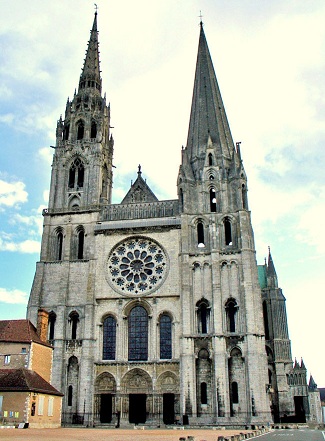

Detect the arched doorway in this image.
[121,368,152,424]
[94,372,116,424]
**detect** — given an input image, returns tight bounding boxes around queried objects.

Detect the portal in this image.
[100,394,112,423]
[163,393,175,424]
[129,394,146,424]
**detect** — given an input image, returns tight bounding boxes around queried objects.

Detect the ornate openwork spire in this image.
[78,12,102,94]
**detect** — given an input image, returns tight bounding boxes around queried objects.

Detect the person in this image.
[115,410,121,428]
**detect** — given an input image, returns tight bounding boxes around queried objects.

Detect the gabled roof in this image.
[121,166,158,204]
[0,319,51,348]
[0,368,63,396]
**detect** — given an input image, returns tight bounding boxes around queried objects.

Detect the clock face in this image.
[107,236,169,295]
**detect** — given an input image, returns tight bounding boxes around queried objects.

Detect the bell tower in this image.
[177,22,270,422]
[48,12,113,212]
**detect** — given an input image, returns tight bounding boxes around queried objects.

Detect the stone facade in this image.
[27,14,321,427]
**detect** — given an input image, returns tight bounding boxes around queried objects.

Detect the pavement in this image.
[0,427,263,441]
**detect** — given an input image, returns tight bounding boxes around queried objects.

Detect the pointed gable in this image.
[121,166,159,204]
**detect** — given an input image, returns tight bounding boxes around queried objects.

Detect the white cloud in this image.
[0,287,28,305]
[38,147,53,166]
[0,237,40,254]
[0,113,14,124]
[0,179,28,207]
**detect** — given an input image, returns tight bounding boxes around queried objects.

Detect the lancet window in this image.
[128,306,148,361]
[103,315,116,360]
[159,313,172,360]
[68,158,84,189]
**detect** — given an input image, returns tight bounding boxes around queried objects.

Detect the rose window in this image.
[107,237,168,295]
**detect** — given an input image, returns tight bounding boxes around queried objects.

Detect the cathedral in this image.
[27,13,321,427]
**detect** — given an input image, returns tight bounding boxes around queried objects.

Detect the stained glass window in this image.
[160,314,172,359]
[103,316,116,360]
[128,306,148,361]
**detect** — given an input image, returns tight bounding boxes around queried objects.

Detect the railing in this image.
[101,200,180,221]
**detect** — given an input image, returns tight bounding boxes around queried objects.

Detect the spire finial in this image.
[94,3,98,13]
[138,164,142,175]
[199,10,204,27]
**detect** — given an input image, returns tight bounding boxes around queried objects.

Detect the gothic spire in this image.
[186,22,235,176]
[267,246,278,288]
[78,12,102,94]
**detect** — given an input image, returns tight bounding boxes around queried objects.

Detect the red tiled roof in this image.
[0,319,52,347]
[0,368,63,396]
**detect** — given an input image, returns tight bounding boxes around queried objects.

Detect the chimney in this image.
[37,308,49,342]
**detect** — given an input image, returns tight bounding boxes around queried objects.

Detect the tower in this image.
[177,22,270,423]
[28,13,325,427]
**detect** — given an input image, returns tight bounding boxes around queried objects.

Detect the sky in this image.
[0,0,324,385]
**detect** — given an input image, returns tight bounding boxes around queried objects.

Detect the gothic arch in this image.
[52,227,64,261]
[71,225,85,260]
[156,371,179,393]
[102,314,117,360]
[196,298,210,334]
[95,372,116,394]
[219,215,238,247]
[225,298,238,333]
[121,368,152,394]
[76,119,85,140]
[68,310,80,340]
[68,195,80,210]
[123,299,152,318]
[68,157,85,190]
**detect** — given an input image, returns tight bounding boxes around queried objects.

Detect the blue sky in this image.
[1,0,325,385]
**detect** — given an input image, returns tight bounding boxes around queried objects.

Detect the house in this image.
[0,312,63,428]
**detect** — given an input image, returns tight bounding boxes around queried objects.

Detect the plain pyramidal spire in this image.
[186,21,235,175]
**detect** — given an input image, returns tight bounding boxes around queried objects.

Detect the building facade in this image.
[27,13,320,427]
[0,318,63,428]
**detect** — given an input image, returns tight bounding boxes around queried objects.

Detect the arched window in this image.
[197,300,210,334]
[197,221,205,247]
[208,153,213,166]
[48,311,56,341]
[179,188,184,212]
[263,301,270,340]
[77,120,84,140]
[226,298,237,333]
[160,314,172,360]
[77,229,84,260]
[67,356,78,410]
[68,158,84,189]
[224,217,232,245]
[128,306,148,361]
[55,230,63,261]
[242,184,248,209]
[91,121,97,139]
[210,188,217,212]
[69,311,79,340]
[63,123,70,141]
[201,382,207,404]
[103,316,116,360]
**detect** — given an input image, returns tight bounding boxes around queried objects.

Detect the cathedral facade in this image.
[27,13,321,427]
